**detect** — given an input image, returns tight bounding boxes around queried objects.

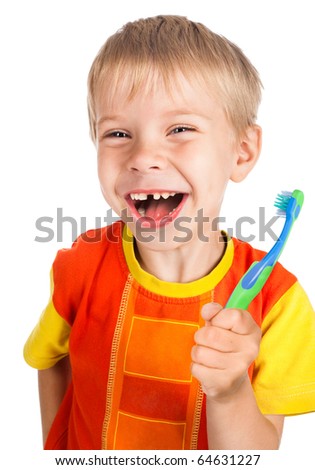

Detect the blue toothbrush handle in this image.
[225,189,304,311]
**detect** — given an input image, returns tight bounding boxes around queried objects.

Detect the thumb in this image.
[200,302,223,326]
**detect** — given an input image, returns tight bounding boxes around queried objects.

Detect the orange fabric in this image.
[102,281,206,450]
[115,412,187,450]
[124,316,198,381]
[35,221,300,449]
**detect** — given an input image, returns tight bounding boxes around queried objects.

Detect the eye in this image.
[105,130,131,139]
[169,125,195,135]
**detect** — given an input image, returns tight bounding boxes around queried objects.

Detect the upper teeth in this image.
[130,192,176,200]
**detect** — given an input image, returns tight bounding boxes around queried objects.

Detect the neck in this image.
[134,230,226,283]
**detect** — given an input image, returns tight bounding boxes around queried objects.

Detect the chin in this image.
[130,219,199,251]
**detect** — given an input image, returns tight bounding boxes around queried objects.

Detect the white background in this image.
[1,0,314,467]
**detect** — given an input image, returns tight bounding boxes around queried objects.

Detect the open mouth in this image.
[126,191,187,227]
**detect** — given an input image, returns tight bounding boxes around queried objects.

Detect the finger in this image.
[191,344,229,369]
[191,362,248,398]
[190,362,229,396]
[201,302,223,325]
[194,325,238,352]
[210,308,259,335]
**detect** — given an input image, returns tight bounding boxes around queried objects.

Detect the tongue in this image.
[145,198,175,220]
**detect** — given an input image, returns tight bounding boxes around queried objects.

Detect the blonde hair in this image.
[87,15,262,143]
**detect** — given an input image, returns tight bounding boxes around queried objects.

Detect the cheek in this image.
[97,155,126,214]
[97,152,115,185]
[97,158,106,186]
[97,157,116,202]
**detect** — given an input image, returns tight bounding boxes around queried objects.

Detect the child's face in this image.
[96,73,247,247]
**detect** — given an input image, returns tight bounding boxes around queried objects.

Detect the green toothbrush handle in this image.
[225,262,273,310]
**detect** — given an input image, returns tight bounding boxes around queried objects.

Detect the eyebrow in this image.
[163,109,213,121]
[164,109,196,115]
[96,108,213,128]
[97,115,122,127]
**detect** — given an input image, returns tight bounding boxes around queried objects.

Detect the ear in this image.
[230,125,262,182]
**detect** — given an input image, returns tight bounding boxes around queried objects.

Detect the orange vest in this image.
[28,222,305,449]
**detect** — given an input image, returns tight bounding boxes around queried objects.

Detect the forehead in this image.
[95,66,222,118]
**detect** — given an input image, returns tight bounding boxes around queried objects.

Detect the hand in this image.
[191,302,261,400]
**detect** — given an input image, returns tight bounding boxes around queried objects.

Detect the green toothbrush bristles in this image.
[274,191,292,217]
[274,189,304,219]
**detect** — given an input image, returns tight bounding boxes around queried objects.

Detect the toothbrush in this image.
[225,189,304,310]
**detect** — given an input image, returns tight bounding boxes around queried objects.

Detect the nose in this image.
[127,142,166,174]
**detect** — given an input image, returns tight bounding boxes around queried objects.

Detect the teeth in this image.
[128,191,183,218]
[130,191,177,200]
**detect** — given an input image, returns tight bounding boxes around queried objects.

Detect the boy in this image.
[24,15,315,450]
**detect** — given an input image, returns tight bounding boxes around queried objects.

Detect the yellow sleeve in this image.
[23,270,71,370]
[252,282,315,415]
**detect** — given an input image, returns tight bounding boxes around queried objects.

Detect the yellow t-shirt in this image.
[24,222,315,449]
